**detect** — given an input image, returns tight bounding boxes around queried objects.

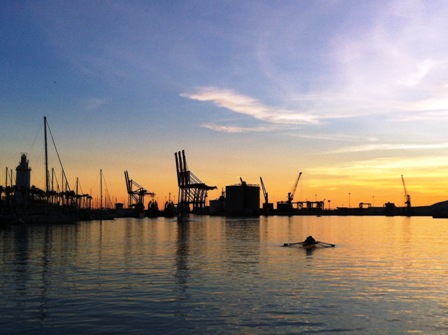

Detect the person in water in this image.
[304,235,316,245]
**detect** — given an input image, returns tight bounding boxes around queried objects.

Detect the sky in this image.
[2,0,448,208]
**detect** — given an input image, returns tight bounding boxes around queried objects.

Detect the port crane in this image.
[260,177,268,205]
[124,170,154,210]
[175,150,217,220]
[260,177,274,212]
[288,172,302,204]
[401,175,411,210]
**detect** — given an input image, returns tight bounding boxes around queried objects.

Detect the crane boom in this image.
[260,177,268,204]
[401,175,411,208]
[124,170,154,208]
[288,172,302,203]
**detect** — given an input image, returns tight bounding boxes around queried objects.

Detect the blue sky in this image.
[2,0,448,206]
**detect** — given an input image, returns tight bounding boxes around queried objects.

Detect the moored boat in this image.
[0,212,17,226]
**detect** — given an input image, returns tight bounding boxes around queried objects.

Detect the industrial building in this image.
[209,189,226,215]
[225,179,260,216]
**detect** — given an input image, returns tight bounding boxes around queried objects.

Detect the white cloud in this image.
[291,133,378,142]
[200,124,273,133]
[182,1,448,143]
[397,59,437,87]
[312,155,448,179]
[181,87,318,126]
[331,1,448,107]
[331,142,448,154]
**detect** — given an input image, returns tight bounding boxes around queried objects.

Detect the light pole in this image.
[348,192,351,208]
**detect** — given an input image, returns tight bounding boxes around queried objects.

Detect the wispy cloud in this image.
[330,1,448,114]
[181,87,318,128]
[200,123,276,133]
[290,133,378,142]
[253,1,448,125]
[81,97,107,111]
[309,155,448,187]
[330,142,448,154]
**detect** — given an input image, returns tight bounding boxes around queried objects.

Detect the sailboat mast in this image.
[76,177,79,209]
[44,116,50,194]
[100,169,103,210]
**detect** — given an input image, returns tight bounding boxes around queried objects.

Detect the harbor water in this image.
[1,215,448,334]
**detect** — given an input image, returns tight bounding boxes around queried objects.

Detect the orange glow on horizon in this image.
[4,150,448,210]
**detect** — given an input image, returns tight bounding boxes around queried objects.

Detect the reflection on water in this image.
[1,216,448,334]
[175,222,190,311]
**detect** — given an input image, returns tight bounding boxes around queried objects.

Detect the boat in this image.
[162,193,176,218]
[0,212,17,226]
[15,212,79,224]
[147,199,160,218]
[95,169,115,220]
[302,243,319,250]
[91,209,115,221]
[283,240,335,248]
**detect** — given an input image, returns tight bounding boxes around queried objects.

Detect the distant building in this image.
[225,180,259,216]
[209,189,226,215]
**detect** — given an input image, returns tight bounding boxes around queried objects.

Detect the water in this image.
[1,215,448,334]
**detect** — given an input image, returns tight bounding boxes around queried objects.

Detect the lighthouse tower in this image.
[15,153,31,206]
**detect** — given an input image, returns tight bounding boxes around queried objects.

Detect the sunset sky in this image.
[2,0,448,208]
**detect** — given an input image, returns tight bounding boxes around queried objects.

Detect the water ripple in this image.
[1,216,448,334]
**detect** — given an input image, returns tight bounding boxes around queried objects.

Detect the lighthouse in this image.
[15,153,31,206]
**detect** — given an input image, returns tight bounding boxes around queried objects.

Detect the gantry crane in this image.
[288,172,302,204]
[175,150,216,220]
[401,175,411,210]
